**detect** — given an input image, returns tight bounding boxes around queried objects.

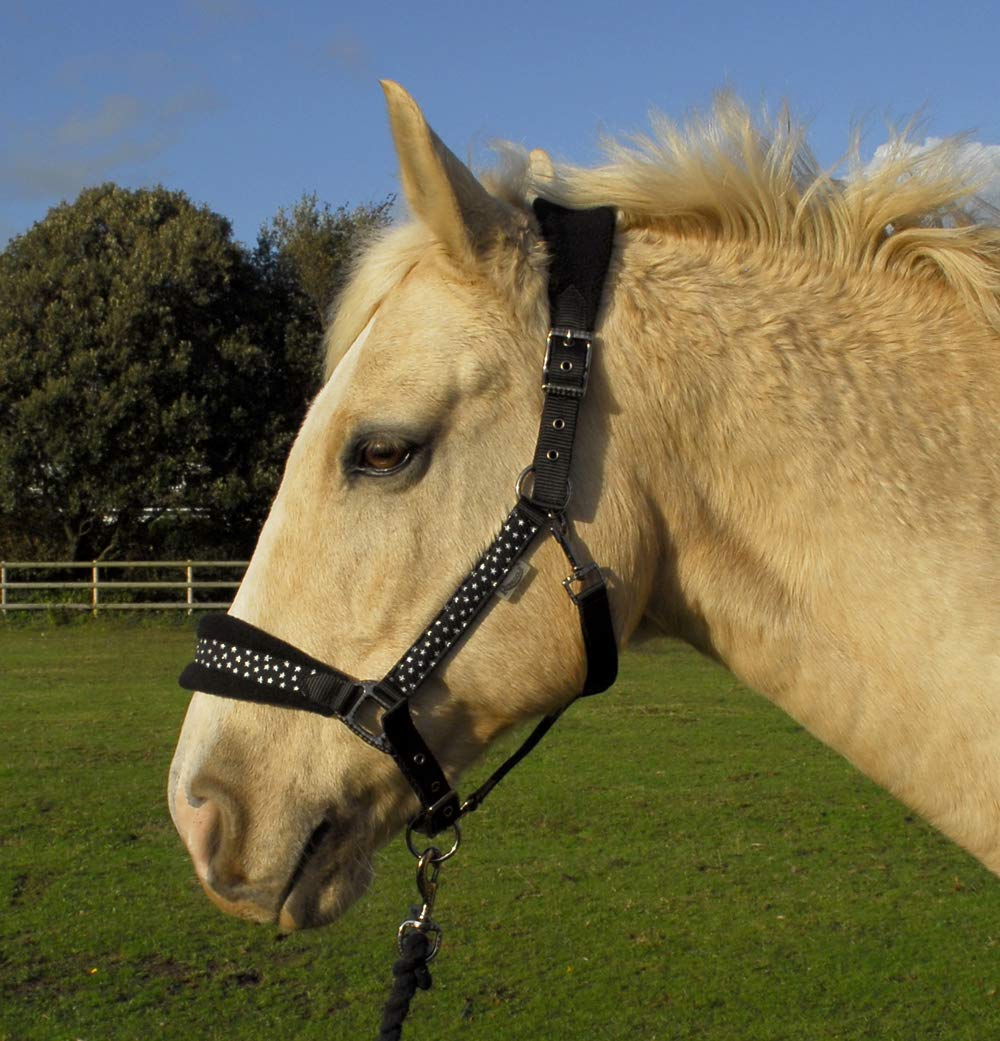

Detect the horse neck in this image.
[602,228,1000,873]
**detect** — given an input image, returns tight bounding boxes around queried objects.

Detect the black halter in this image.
[178,200,619,838]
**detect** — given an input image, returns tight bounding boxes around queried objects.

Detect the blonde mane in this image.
[327,94,1000,376]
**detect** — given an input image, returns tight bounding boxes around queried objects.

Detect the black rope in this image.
[377,928,434,1041]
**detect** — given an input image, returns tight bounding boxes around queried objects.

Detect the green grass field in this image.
[3,618,1000,1041]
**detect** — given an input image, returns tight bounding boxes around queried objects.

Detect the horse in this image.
[169,81,1000,932]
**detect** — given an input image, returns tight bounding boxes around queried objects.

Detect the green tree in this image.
[1,185,266,560]
[0,185,391,562]
[253,194,393,403]
[260,193,393,324]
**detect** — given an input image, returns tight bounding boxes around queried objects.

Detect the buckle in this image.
[304,675,402,744]
[408,790,462,838]
[562,562,602,605]
[543,328,592,399]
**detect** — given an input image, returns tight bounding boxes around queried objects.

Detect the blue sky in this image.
[3,0,999,247]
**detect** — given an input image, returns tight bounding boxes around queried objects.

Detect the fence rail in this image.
[0,561,248,613]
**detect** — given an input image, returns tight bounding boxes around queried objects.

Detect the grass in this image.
[3,617,1000,1040]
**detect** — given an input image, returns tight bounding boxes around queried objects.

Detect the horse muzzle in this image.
[169,753,375,930]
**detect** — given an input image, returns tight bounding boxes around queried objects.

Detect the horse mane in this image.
[498,94,1000,330]
[326,94,1000,376]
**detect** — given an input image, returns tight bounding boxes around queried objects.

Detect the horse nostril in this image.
[173,795,225,883]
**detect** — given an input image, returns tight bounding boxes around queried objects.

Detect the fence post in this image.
[1,562,6,614]
[186,562,194,616]
[91,562,99,616]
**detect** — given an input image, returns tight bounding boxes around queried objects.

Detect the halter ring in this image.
[405,820,461,862]
[515,465,572,511]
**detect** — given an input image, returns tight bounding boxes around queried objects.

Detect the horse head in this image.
[168,83,640,929]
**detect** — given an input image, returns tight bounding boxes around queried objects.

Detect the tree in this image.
[0,185,391,562]
[259,193,393,324]
[1,185,266,560]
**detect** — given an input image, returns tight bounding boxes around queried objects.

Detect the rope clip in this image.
[397,848,444,962]
[549,516,603,605]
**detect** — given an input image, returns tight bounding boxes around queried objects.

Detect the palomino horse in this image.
[170,82,1000,931]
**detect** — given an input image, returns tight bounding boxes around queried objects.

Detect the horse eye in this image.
[358,437,412,475]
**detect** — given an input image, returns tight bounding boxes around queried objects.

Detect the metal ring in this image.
[405,821,461,862]
[515,464,572,511]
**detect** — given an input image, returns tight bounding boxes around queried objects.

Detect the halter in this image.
[178,200,618,1037]
[178,199,619,840]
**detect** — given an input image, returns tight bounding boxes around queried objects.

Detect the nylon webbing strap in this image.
[529,200,616,512]
[383,499,548,697]
[576,580,618,696]
[533,198,616,332]
[179,613,358,716]
[383,701,462,832]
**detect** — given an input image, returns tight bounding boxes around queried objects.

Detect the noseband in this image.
[179,199,619,839]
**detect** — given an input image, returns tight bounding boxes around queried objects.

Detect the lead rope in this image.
[378,847,445,1040]
[378,929,433,1041]
[376,512,608,1039]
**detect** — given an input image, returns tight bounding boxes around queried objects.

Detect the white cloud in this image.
[865,138,1000,223]
[0,89,220,203]
[55,95,145,148]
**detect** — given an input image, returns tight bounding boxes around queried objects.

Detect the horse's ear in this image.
[381,80,517,263]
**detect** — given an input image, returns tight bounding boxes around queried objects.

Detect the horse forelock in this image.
[323,222,431,380]
[323,215,547,384]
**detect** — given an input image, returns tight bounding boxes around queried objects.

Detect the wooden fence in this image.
[0,561,248,613]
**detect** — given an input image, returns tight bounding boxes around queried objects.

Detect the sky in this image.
[3,0,999,248]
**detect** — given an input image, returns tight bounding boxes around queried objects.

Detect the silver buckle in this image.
[543,328,593,399]
[562,562,602,605]
[337,681,402,748]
